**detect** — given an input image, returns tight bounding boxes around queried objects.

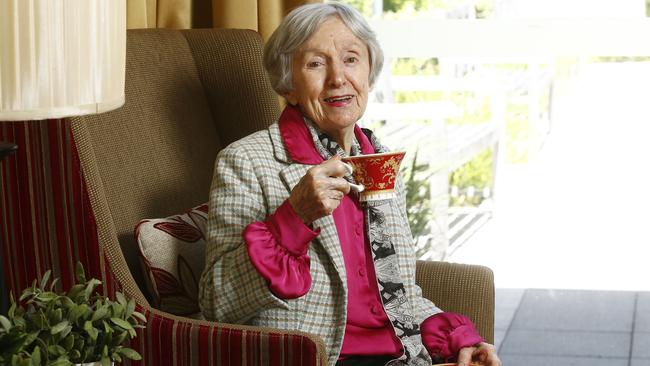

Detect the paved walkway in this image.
[495,289,650,365]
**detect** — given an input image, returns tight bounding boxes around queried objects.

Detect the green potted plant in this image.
[0,263,146,366]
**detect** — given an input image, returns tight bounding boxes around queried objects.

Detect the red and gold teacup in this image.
[342,151,406,202]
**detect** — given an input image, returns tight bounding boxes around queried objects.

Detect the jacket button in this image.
[355,225,363,236]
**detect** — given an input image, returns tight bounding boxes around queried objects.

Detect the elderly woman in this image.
[199,3,500,366]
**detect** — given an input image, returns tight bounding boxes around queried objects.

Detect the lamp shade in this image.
[0,0,126,121]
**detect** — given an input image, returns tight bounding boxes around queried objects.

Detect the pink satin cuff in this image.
[421,312,484,360]
[243,200,320,299]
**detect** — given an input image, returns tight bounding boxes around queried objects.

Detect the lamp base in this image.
[0,141,18,159]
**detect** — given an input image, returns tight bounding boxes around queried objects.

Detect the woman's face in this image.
[286,16,370,139]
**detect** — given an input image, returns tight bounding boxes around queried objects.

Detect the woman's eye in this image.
[345,56,358,64]
[307,61,323,68]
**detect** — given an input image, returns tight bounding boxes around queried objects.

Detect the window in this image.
[332,0,650,282]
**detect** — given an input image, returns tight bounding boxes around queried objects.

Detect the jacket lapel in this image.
[269,112,347,277]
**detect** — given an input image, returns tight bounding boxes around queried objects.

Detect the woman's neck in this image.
[326,128,355,154]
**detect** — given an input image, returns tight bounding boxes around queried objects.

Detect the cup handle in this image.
[349,182,365,193]
[341,161,354,175]
[341,162,365,193]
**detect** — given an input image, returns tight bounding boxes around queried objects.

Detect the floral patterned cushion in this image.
[135,204,208,316]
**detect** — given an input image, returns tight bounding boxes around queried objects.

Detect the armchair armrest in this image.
[416,260,495,343]
[132,305,328,365]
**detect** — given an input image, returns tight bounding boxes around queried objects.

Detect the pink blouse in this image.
[243,106,483,361]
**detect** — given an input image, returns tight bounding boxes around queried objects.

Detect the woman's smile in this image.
[323,94,354,107]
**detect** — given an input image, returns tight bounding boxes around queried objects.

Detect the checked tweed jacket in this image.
[199,122,442,365]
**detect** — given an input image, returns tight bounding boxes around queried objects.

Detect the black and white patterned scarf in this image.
[304,119,431,366]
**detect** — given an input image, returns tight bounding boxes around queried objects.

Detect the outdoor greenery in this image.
[474,0,495,19]
[403,151,433,241]
[449,148,493,206]
[0,263,145,366]
[391,58,439,76]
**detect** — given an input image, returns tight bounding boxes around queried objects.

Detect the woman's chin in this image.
[323,110,363,127]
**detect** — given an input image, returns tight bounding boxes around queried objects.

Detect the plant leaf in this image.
[19,288,33,302]
[75,262,86,284]
[112,352,123,363]
[24,331,39,346]
[84,320,98,341]
[30,345,41,365]
[132,311,147,323]
[110,318,133,331]
[39,270,51,290]
[51,320,69,334]
[32,312,46,330]
[113,331,128,346]
[49,278,59,292]
[52,308,63,324]
[59,324,72,340]
[91,305,109,322]
[0,315,11,332]
[62,333,74,351]
[83,279,102,300]
[101,355,111,366]
[110,303,124,318]
[35,292,57,303]
[69,349,81,361]
[59,296,73,309]
[126,299,135,319]
[49,358,73,366]
[119,347,143,360]
[7,299,16,319]
[116,292,127,307]
[67,284,85,301]
[47,344,66,357]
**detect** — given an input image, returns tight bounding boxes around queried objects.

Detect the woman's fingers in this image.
[470,342,501,366]
[315,156,349,179]
[456,347,474,366]
[457,343,501,366]
[289,158,354,224]
[477,343,501,366]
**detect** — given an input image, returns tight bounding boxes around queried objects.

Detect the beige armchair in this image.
[67,28,494,365]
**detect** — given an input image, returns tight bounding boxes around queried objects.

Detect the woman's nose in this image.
[327,61,345,88]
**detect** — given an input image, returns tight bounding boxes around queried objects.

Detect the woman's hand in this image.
[289,157,351,224]
[457,342,501,366]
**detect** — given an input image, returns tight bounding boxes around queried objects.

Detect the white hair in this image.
[263,2,384,96]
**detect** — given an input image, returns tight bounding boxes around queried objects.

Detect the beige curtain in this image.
[127,0,321,33]
[127,0,194,29]
[213,0,322,40]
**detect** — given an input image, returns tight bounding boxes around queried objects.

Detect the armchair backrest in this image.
[70,29,280,301]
